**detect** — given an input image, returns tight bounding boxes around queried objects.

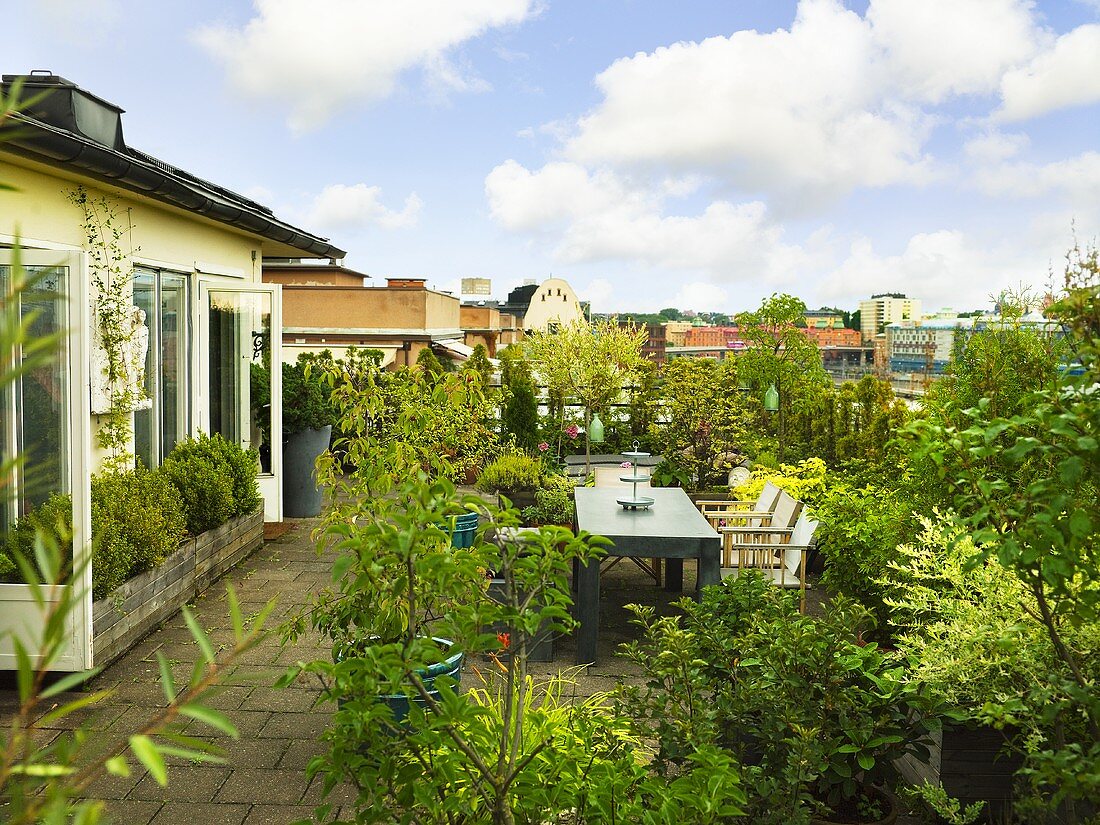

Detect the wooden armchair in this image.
[696,481,782,529]
[717,490,801,566]
[719,511,818,611]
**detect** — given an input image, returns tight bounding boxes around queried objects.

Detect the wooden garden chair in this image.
[719,510,818,611]
[716,490,801,567]
[696,480,782,530]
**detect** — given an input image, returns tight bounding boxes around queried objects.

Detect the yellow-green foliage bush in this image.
[731,457,828,506]
[476,452,543,494]
[883,513,1100,716]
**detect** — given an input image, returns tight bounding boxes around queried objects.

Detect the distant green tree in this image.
[848,309,861,332]
[734,294,828,462]
[466,343,493,387]
[658,307,683,321]
[415,346,444,377]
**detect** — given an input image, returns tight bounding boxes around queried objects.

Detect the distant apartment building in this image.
[619,320,668,364]
[860,294,922,342]
[683,326,747,348]
[663,321,694,347]
[263,264,464,368]
[886,317,974,376]
[804,310,845,329]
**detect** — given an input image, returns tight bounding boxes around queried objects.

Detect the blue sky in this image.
[5,0,1099,315]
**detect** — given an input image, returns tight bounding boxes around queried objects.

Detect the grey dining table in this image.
[573,487,721,664]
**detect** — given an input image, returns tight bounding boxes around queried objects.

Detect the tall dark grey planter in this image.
[283,425,332,517]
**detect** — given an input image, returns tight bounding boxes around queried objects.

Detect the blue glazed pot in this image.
[338,638,464,725]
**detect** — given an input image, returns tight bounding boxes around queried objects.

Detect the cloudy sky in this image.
[5,0,1099,314]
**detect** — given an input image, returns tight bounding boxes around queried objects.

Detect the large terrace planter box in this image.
[91,508,264,667]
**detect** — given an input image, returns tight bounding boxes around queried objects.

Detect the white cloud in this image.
[582,278,615,311]
[672,282,729,313]
[963,130,1029,163]
[195,0,535,131]
[971,152,1100,203]
[867,0,1043,102]
[564,0,937,200]
[998,24,1100,121]
[819,231,1043,309]
[304,183,423,231]
[485,160,817,282]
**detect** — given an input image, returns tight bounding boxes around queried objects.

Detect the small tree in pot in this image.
[281,354,335,517]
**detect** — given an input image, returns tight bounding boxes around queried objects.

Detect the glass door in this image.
[0,248,92,671]
[199,282,282,521]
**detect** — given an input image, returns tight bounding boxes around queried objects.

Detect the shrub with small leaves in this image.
[475,452,543,494]
[161,433,258,536]
[91,467,186,597]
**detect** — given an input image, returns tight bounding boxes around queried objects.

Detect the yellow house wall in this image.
[0,158,271,474]
[0,159,261,278]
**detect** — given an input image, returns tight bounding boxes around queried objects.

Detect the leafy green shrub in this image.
[475,452,543,494]
[282,354,336,433]
[522,473,576,526]
[91,468,186,597]
[161,433,259,536]
[814,482,917,638]
[1,493,74,581]
[205,433,262,517]
[620,574,937,823]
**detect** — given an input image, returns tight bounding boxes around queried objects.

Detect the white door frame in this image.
[0,248,92,671]
[197,280,283,522]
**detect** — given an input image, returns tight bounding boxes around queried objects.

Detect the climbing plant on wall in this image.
[69,187,149,469]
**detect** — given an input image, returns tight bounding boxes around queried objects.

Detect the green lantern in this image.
[763,383,779,412]
[588,412,605,443]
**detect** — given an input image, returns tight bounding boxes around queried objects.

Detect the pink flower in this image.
[620,461,631,468]
[538,442,549,452]
[564,424,579,440]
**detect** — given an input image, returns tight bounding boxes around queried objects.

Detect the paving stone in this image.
[150,802,250,825]
[256,711,330,739]
[130,766,231,802]
[83,766,146,799]
[222,737,292,770]
[243,804,319,824]
[102,798,164,823]
[239,687,321,713]
[214,769,306,805]
[276,738,324,771]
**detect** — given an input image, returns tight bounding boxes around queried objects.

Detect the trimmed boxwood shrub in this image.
[160,433,261,536]
[1,492,75,582]
[475,453,543,494]
[91,468,186,598]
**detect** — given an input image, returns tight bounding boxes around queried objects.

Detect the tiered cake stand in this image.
[617,441,655,510]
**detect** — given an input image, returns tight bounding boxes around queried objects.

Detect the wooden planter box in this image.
[91,508,264,667]
[940,723,1023,821]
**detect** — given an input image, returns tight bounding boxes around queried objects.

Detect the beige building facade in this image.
[859,294,922,342]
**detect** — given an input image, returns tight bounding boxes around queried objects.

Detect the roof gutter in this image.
[1,113,345,259]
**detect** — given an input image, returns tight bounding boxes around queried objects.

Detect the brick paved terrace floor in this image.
[4,514,771,824]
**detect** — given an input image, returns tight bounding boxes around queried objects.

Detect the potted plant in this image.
[880,516,1075,818]
[520,472,577,528]
[281,354,335,517]
[476,452,543,515]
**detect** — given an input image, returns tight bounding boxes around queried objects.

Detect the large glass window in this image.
[134,270,189,468]
[0,264,69,536]
[208,290,272,473]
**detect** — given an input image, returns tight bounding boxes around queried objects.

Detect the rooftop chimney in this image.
[1,71,125,151]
